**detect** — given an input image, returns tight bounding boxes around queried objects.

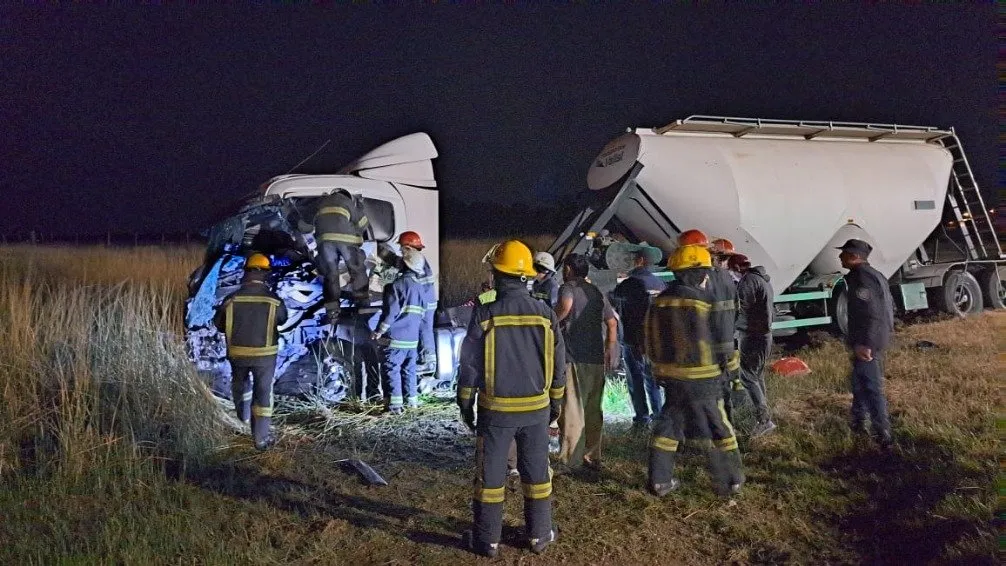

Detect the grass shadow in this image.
[174,460,435,536]
[821,433,990,564]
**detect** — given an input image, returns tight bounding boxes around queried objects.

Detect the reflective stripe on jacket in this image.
[456,279,566,426]
[709,267,740,371]
[314,191,369,244]
[215,278,288,359]
[645,269,723,383]
[376,270,426,349]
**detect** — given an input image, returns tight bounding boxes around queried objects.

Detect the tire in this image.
[979,269,1006,310]
[771,314,797,338]
[830,285,849,338]
[937,271,984,316]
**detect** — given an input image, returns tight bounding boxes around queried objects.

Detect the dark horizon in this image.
[2,5,999,238]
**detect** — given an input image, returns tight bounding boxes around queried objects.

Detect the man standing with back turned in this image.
[555,253,619,472]
[215,253,288,451]
[837,238,895,449]
[457,240,565,558]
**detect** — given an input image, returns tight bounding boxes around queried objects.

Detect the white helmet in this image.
[533,252,556,274]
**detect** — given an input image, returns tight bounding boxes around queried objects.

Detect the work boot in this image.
[648,479,680,497]
[750,420,777,438]
[529,528,558,555]
[462,530,498,558]
[407,397,420,410]
[386,405,404,416]
[254,435,276,452]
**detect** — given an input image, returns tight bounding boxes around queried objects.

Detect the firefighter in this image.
[214,253,288,451]
[837,239,895,448]
[645,244,745,497]
[678,230,742,420]
[457,240,566,558]
[729,253,777,436]
[372,247,427,414]
[531,251,560,307]
[312,188,370,322]
[397,231,438,374]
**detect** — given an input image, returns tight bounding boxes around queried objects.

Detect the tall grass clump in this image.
[0,261,228,482]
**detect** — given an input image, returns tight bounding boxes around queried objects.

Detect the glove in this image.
[460,406,476,432]
[549,399,562,425]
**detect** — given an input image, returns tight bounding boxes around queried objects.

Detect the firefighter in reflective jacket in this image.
[373,247,427,414]
[397,231,438,372]
[456,240,566,558]
[214,253,288,451]
[680,230,743,419]
[644,244,744,497]
[312,188,370,321]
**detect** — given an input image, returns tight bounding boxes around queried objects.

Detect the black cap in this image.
[836,238,872,257]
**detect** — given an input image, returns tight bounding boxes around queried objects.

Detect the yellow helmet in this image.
[668,244,712,270]
[246,253,271,270]
[489,240,537,277]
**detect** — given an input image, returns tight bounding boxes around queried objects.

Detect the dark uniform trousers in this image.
[473,410,553,545]
[230,357,276,445]
[315,240,369,315]
[649,379,744,494]
[382,346,418,408]
[850,352,890,433]
[341,339,381,401]
[738,331,773,422]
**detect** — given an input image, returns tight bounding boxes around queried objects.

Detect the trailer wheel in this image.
[830,286,849,338]
[978,269,1005,310]
[937,271,984,317]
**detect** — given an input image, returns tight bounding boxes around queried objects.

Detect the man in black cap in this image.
[837,238,895,448]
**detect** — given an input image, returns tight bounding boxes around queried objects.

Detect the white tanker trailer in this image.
[549,115,1005,335]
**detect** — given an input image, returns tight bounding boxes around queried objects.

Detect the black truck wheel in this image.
[979,268,1006,310]
[937,271,984,316]
[830,285,849,338]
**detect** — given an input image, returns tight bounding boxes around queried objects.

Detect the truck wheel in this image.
[937,271,984,316]
[978,269,1006,310]
[830,286,849,337]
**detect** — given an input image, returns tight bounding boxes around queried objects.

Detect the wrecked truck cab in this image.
[183,132,461,406]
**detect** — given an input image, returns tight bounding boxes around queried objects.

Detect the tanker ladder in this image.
[935,132,1003,261]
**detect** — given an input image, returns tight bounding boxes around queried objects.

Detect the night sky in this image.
[2,5,998,238]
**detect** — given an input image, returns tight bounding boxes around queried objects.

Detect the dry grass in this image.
[0,244,999,565]
[439,236,554,306]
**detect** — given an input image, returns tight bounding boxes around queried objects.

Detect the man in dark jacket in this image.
[838,239,895,448]
[215,253,288,451]
[457,240,566,557]
[611,244,666,427]
[729,254,777,437]
[311,188,370,322]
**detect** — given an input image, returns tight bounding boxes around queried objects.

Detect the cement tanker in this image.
[550,116,1004,335]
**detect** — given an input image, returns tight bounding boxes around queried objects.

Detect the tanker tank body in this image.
[549,115,1004,336]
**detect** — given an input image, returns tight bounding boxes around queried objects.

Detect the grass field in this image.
[0,244,1000,565]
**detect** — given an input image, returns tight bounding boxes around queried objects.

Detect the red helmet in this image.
[397,231,425,250]
[727,253,750,271]
[677,229,709,247]
[710,238,736,256]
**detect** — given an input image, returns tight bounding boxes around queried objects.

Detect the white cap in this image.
[533,252,556,273]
